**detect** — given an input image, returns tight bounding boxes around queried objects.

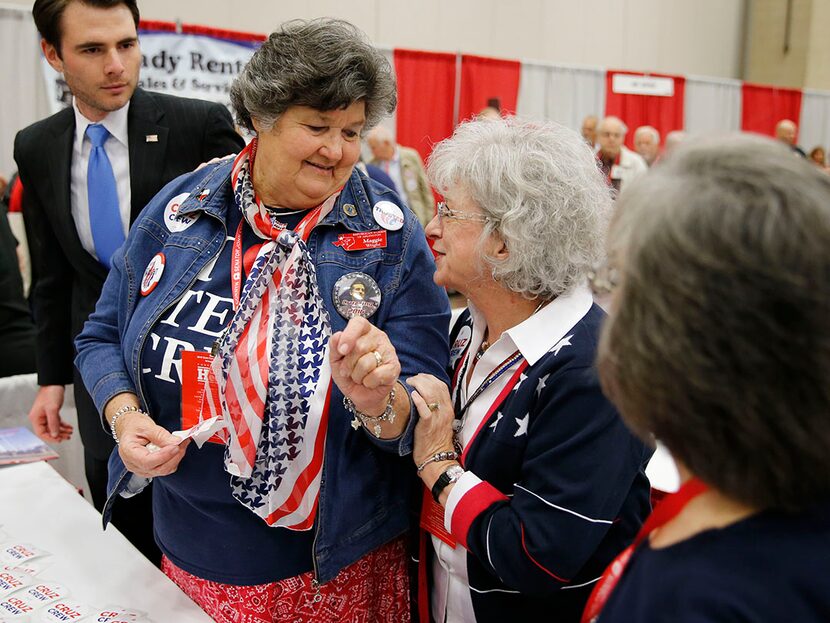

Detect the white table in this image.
[0,461,212,622]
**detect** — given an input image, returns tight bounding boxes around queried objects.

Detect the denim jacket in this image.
[75,158,450,583]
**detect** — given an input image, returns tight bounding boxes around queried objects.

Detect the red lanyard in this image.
[230,204,325,311]
[580,477,708,623]
[601,151,622,182]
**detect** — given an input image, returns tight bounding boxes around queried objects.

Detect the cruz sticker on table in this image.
[372,201,404,231]
[0,569,30,598]
[41,601,91,622]
[140,253,165,296]
[163,192,199,232]
[333,272,381,319]
[450,325,472,366]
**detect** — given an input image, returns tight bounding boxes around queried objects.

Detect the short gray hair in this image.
[634,125,660,143]
[230,18,396,134]
[599,134,830,511]
[427,118,612,299]
[598,115,628,136]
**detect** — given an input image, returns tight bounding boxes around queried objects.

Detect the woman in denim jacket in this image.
[75,19,449,622]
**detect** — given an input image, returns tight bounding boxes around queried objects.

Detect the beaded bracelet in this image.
[344,385,397,438]
[416,450,459,473]
[109,404,147,445]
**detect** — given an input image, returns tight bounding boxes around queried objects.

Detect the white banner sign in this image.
[41,29,260,115]
[611,74,675,97]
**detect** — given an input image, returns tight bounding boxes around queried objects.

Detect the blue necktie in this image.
[86,124,123,268]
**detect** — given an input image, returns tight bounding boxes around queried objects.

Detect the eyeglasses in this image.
[587,260,619,296]
[436,201,490,224]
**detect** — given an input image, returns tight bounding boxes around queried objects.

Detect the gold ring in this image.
[427,402,440,412]
[372,350,383,368]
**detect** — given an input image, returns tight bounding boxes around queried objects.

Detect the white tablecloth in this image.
[0,461,211,622]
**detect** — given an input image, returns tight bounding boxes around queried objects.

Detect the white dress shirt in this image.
[431,285,594,623]
[378,147,405,200]
[70,99,131,260]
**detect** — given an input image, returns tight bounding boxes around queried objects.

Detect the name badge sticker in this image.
[17,582,67,609]
[0,595,34,618]
[163,193,199,232]
[372,201,404,231]
[332,230,387,251]
[0,544,45,566]
[0,569,30,598]
[41,601,91,622]
[140,253,165,297]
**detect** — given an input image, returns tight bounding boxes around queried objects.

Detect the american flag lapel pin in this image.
[145,134,159,143]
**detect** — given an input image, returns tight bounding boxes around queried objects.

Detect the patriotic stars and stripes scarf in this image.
[202,139,337,530]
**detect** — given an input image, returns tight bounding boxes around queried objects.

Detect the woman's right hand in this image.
[116,411,189,478]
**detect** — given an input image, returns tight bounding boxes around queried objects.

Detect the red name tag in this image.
[332,230,387,251]
[181,350,224,444]
[420,487,457,548]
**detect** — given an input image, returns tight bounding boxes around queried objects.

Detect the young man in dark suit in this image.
[14,0,244,563]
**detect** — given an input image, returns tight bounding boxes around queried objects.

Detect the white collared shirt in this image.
[378,147,405,200]
[70,98,131,260]
[430,284,594,623]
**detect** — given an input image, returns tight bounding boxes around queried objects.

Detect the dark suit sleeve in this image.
[201,103,244,160]
[14,132,75,385]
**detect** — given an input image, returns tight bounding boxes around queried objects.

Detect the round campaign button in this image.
[449,325,472,366]
[372,201,404,231]
[333,272,382,319]
[140,253,165,296]
[163,192,199,232]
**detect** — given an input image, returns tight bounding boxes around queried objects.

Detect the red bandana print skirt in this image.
[162,537,410,622]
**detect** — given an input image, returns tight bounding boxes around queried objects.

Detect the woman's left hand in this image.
[330,317,401,415]
[408,373,455,466]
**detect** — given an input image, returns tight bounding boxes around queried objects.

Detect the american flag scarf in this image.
[202,140,336,529]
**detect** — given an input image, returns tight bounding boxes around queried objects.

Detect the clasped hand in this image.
[330,317,400,415]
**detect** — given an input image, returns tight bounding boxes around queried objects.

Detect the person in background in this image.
[367,125,435,226]
[633,125,660,166]
[662,130,687,157]
[75,18,449,623]
[581,114,599,147]
[0,178,36,378]
[808,146,829,172]
[477,106,501,120]
[14,0,244,563]
[404,117,652,622]
[774,118,806,157]
[596,116,647,194]
[587,134,830,623]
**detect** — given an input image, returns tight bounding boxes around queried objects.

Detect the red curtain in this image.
[604,70,685,150]
[458,54,521,123]
[393,49,457,163]
[741,83,803,138]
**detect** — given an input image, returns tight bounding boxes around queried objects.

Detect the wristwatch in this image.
[431,464,465,503]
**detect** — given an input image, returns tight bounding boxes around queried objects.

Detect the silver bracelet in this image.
[109,404,146,444]
[344,385,397,438]
[416,450,459,473]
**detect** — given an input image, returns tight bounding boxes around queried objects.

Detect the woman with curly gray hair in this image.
[586,134,830,622]
[75,18,449,622]
[403,118,652,622]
